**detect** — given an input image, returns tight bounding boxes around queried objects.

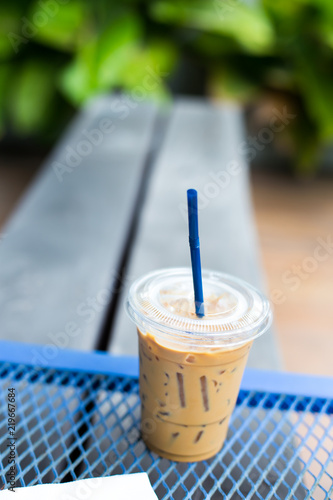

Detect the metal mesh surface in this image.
[0,362,333,499]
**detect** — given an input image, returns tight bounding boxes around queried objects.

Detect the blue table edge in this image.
[1,340,332,399]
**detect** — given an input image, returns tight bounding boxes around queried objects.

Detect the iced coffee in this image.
[126,268,271,462]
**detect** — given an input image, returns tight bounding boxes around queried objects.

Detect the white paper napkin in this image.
[0,473,158,499]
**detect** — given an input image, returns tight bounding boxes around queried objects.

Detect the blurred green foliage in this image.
[1,0,333,172]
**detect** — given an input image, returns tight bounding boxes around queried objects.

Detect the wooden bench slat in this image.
[108,98,281,369]
[0,96,158,352]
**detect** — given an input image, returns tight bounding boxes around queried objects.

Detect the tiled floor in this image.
[1,158,333,376]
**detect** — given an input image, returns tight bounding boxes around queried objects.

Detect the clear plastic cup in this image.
[126,268,272,462]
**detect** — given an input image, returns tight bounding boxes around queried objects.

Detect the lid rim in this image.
[126,267,272,344]
[126,300,272,340]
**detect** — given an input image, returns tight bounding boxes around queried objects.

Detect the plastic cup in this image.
[126,268,272,462]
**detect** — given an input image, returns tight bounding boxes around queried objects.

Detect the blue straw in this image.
[187,189,205,317]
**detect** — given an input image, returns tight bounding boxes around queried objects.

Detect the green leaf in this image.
[29,0,88,52]
[150,1,274,54]
[96,13,141,88]
[120,39,177,100]
[294,51,333,141]
[58,40,98,105]
[9,61,55,134]
[317,3,333,49]
[208,66,257,103]
[0,5,24,58]
[0,64,10,137]
[262,0,303,19]
[288,115,321,176]
[59,14,141,105]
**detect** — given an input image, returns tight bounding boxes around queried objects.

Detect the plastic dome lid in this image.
[126,268,272,346]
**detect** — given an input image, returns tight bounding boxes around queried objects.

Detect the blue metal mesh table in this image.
[0,341,332,499]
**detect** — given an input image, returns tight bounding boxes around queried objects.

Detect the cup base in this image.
[143,438,223,462]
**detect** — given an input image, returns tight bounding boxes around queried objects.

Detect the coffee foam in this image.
[160,291,238,321]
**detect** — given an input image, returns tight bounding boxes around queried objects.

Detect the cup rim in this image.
[126,267,272,348]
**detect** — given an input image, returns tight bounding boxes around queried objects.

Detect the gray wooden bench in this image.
[0,95,281,369]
